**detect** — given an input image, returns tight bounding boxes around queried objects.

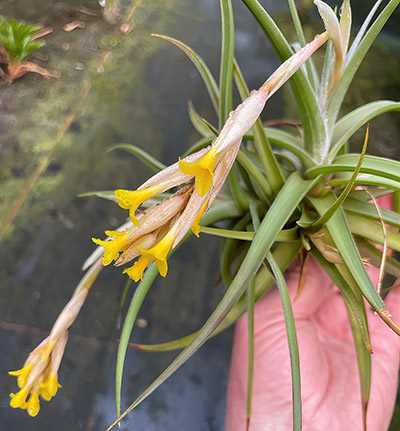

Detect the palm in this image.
[226,259,400,431]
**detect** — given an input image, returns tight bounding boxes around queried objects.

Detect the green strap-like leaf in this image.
[357,238,400,279]
[152,34,219,113]
[310,194,385,310]
[236,150,272,202]
[306,154,400,185]
[330,173,400,194]
[187,100,217,138]
[219,0,234,126]
[107,173,316,429]
[229,164,251,211]
[287,0,318,92]
[266,252,301,431]
[107,144,166,172]
[327,0,400,129]
[347,213,400,252]
[115,264,158,419]
[241,0,326,159]
[261,128,314,169]
[200,225,299,242]
[247,278,255,425]
[343,198,400,229]
[329,101,400,162]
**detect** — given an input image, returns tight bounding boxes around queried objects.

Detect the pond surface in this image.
[0,0,399,430]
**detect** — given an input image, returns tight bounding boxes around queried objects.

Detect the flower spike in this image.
[9,260,102,417]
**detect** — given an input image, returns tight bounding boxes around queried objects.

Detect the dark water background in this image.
[0,0,399,430]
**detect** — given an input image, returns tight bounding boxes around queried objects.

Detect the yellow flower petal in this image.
[9,363,33,389]
[40,373,60,400]
[115,186,162,226]
[179,148,218,197]
[191,198,210,237]
[92,232,129,266]
[138,229,177,278]
[123,256,152,282]
[10,388,29,409]
[26,390,40,417]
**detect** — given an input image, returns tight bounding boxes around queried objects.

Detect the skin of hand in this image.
[226,197,400,431]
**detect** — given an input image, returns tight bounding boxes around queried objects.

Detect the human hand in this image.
[226,199,400,431]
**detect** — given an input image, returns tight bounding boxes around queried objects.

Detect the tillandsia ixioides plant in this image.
[0,15,57,84]
[9,0,400,428]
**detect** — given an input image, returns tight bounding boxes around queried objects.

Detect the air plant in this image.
[0,15,57,84]
[9,0,400,429]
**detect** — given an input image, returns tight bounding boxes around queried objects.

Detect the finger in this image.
[366,286,400,430]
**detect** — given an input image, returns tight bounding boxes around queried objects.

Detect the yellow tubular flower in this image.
[9,387,29,409]
[123,255,152,282]
[115,186,162,225]
[191,198,210,237]
[138,229,177,278]
[40,373,61,400]
[179,147,218,197]
[25,389,40,417]
[92,230,130,266]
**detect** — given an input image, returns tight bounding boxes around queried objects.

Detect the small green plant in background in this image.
[8,0,400,429]
[0,15,57,83]
[0,16,44,63]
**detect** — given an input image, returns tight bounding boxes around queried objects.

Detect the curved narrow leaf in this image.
[229,163,251,211]
[306,154,400,185]
[261,128,314,169]
[236,150,272,201]
[247,278,255,425]
[115,264,158,419]
[220,216,251,287]
[347,213,400,252]
[107,173,317,429]
[107,144,166,172]
[343,198,400,229]
[344,0,383,68]
[357,238,400,279]
[183,136,214,156]
[219,0,234,126]
[309,194,386,310]
[329,101,400,162]
[348,188,393,202]
[330,173,400,194]
[200,225,299,242]
[319,39,334,110]
[266,251,301,431]
[152,34,219,113]
[187,100,217,138]
[327,0,400,128]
